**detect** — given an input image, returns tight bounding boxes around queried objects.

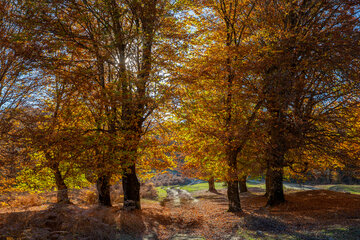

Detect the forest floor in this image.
[0,186,359,240]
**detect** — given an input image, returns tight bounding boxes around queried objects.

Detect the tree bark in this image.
[54,166,71,204]
[208,177,216,192]
[239,175,248,193]
[96,174,111,207]
[227,148,242,212]
[122,164,141,210]
[266,123,286,206]
[227,180,241,212]
[265,161,270,197]
[264,66,288,206]
[266,162,285,206]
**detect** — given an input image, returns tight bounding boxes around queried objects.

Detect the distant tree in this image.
[171,0,261,212]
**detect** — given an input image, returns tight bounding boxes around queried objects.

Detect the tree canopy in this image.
[0,0,359,212]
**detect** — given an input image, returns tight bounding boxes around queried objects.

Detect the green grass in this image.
[156,187,168,201]
[236,226,360,240]
[315,184,360,195]
[179,182,226,193]
[236,229,293,240]
[156,182,360,202]
[155,182,227,200]
[247,182,266,189]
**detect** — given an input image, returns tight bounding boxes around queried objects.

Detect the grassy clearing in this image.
[315,184,360,195]
[178,182,226,192]
[156,182,360,203]
[156,182,227,200]
[156,181,265,200]
[247,182,266,190]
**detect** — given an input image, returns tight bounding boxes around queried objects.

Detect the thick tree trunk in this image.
[266,162,285,206]
[54,166,71,204]
[122,164,141,210]
[208,177,216,192]
[227,149,242,212]
[266,126,286,206]
[265,162,270,197]
[265,173,270,197]
[266,90,288,206]
[239,175,248,193]
[96,174,111,207]
[227,180,241,212]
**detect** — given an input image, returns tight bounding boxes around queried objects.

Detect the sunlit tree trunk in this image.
[208,177,216,192]
[53,165,71,204]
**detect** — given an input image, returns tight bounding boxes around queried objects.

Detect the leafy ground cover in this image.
[0,188,359,240]
[236,226,360,240]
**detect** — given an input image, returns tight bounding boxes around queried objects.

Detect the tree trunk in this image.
[265,162,270,197]
[227,148,242,212]
[208,177,216,192]
[122,164,141,210]
[227,180,241,212]
[266,128,286,206]
[266,162,285,206]
[265,91,287,206]
[96,174,111,207]
[239,175,248,193]
[54,166,71,204]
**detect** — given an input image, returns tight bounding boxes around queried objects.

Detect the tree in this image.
[19,0,182,209]
[0,0,41,190]
[171,0,261,212]
[31,78,89,203]
[254,0,360,206]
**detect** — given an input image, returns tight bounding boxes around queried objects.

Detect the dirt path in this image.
[162,188,198,207]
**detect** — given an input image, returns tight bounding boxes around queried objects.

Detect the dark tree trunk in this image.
[122,164,141,210]
[227,148,242,212]
[263,72,288,205]
[265,162,270,197]
[266,125,286,206]
[96,174,111,207]
[227,180,241,212]
[208,177,216,192]
[239,175,248,193]
[266,162,285,206]
[54,166,71,204]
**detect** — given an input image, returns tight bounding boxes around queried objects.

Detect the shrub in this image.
[140,183,158,200]
[110,189,124,205]
[82,190,98,204]
[10,194,44,208]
